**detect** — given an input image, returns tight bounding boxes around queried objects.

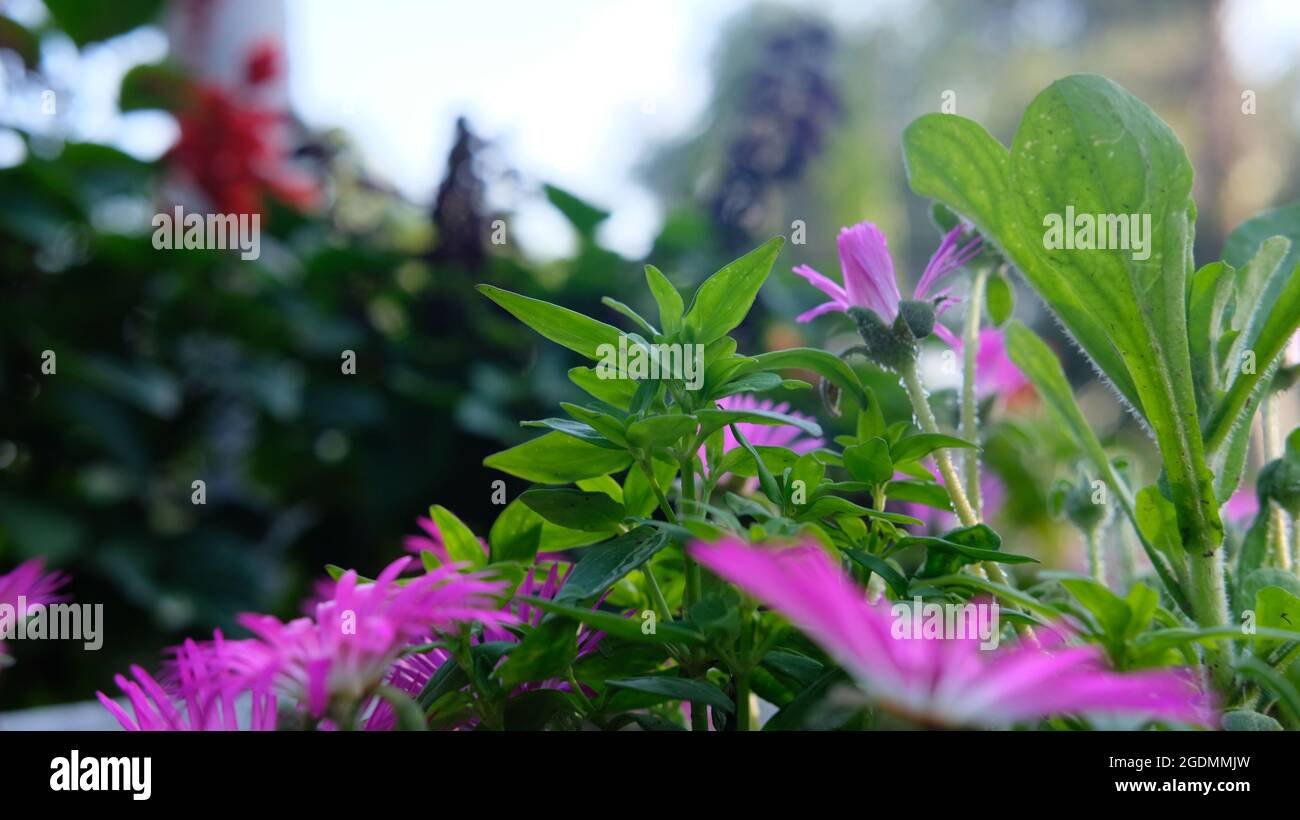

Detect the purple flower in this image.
[699,395,825,488]
[1223,487,1259,524]
[226,557,515,719]
[97,631,277,731]
[690,537,1214,728]
[364,560,610,730]
[716,394,824,453]
[99,557,516,729]
[969,327,1030,400]
[793,222,981,348]
[0,559,68,665]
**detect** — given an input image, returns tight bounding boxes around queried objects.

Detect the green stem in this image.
[734,672,751,731]
[960,266,990,517]
[899,359,978,527]
[1262,395,1292,571]
[644,562,673,623]
[639,458,678,525]
[900,357,1031,640]
[679,458,702,609]
[1086,527,1105,584]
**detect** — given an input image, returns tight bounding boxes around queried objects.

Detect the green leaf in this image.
[626,414,698,451]
[707,371,783,400]
[601,297,658,337]
[695,407,822,441]
[543,184,609,235]
[1221,710,1284,731]
[520,417,624,449]
[376,685,429,731]
[1253,585,1300,656]
[899,525,1037,576]
[484,432,633,483]
[798,496,921,526]
[715,444,803,480]
[519,488,626,533]
[554,526,669,605]
[496,617,580,691]
[478,284,623,360]
[985,270,1015,326]
[489,497,607,563]
[44,0,165,45]
[734,348,869,409]
[623,457,677,518]
[1203,256,1300,456]
[729,424,783,507]
[889,433,976,465]
[905,76,1222,572]
[569,366,637,409]
[1135,486,1187,572]
[607,675,734,713]
[763,669,847,731]
[842,438,893,485]
[560,403,630,448]
[428,505,486,569]
[1187,261,1236,415]
[843,549,909,597]
[683,237,784,345]
[519,595,704,646]
[645,265,684,336]
[1005,320,1190,613]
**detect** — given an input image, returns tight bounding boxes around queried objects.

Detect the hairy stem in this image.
[961,266,990,517]
[901,357,1029,636]
[1086,527,1105,584]
[1262,395,1292,571]
[900,359,978,527]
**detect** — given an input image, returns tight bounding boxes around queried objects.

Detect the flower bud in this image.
[1258,456,1300,517]
[898,299,936,340]
[847,307,917,371]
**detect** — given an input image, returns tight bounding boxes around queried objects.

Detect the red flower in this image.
[169,84,319,216]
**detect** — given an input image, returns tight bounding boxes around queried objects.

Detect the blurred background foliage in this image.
[1,0,1297,708]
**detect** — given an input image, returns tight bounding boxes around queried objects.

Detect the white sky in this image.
[282,0,892,258]
[3,0,1298,259]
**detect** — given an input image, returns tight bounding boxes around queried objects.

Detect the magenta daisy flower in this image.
[0,559,68,665]
[97,630,277,731]
[364,560,610,730]
[690,537,1214,728]
[793,221,981,348]
[970,327,1030,400]
[699,394,825,488]
[225,557,514,720]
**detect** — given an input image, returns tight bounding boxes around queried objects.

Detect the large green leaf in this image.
[554,526,670,605]
[607,675,734,713]
[484,432,633,483]
[1004,322,1190,614]
[644,265,684,336]
[427,505,486,569]
[478,285,623,360]
[519,489,626,533]
[734,348,870,409]
[683,237,784,345]
[905,75,1222,567]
